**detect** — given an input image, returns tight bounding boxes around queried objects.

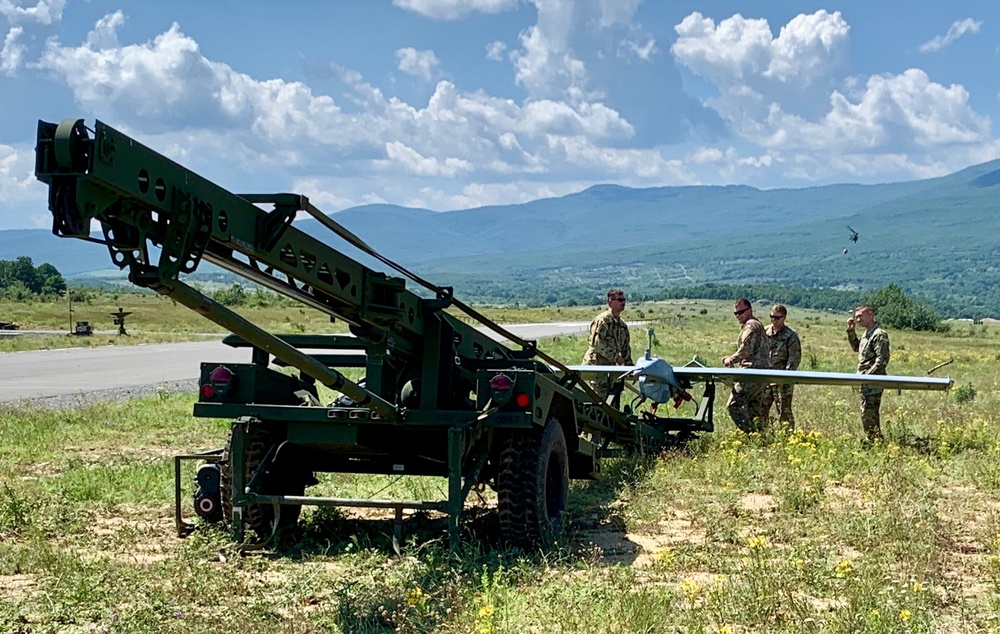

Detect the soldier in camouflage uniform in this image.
[582,288,633,403]
[762,304,802,430]
[722,298,771,433]
[847,304,890,442]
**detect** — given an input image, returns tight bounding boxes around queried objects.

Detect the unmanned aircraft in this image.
[847,226,859,243]
[566,329,953,412]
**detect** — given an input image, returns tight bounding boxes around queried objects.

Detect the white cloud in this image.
[392,0,519,20]
[511,0,590,99]
[485,40,507,61]
[397,179,588,210]
[289,177,358,213]
[670,10,998,183]
[0,0,65,25]
[1,25,23,73]
[919,18,982,53]
[30,12,659,196]
[765,11,850,83]
[624,34,656,61]
[381,141,473,177]
[688,147,724,164]
[395,47,439,81]
[759,69,992,151]
[545,135,694,181]
[0,142,48,227]
[672,10,849,88]
[595,0,642,28]
[85,10,123,50]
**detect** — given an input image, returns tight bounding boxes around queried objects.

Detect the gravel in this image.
[4,379,199,411]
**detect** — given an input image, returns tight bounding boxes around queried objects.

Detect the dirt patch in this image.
[655,509,708,545]
[0,574,38,599]
[76,504,180,565]
[65,444,178,463]
[576,527,639,565]
[806,595,847,613]
[576,507,707,567]
[740,493,777,512]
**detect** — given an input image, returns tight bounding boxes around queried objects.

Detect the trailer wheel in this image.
[221,425,304,539]
[497,418,569,547]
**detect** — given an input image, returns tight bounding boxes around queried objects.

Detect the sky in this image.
[1,0,999,230]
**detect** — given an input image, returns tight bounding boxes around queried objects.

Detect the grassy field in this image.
[0,290,719,352]
[2,302,999,633]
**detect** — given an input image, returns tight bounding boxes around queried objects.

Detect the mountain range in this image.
[4,158,999,317]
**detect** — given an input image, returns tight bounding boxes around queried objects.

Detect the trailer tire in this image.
[221,425,304,539]
[497,418,569,548]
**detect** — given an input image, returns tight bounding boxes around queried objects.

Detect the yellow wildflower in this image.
[681,580,701,599]
[747,535,771,549]
[406,588,424,606]
[478,603,495,618]
[899,609,912,622]
[910,581,924,593]
[718,625,734,634]
[834,559,853,578]
[792,558,806,569]
[655,548,676,566]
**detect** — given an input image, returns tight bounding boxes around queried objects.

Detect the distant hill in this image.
[3,158,999,317]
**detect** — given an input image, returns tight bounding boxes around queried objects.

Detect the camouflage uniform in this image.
[582,309,632,402]
[762,324,802,429]
[726,317,770,432]
[848,323,890,441]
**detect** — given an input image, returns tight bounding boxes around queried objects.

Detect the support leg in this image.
[230,421,247,544]
[447,426,465,550]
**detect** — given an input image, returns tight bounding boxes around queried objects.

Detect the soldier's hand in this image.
[847,317,855,331]
[722,355,733,367]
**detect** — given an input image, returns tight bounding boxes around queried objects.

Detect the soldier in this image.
[762,304,801,429]
[847,304,890,442]
[722,298,770,433]
[582,288,633,404]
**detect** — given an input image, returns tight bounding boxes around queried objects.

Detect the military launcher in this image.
[35,119,717,549]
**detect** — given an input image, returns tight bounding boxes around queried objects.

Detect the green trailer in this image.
[35,118,711,550]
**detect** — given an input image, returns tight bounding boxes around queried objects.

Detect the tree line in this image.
[654,283,943,332]
[0,256,67,299]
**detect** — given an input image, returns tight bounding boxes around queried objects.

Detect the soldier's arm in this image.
[869,332,889,374]
[847,328,860,353]
[622,326,633,364]
[730,323,759,363]
[786,332,802,370]
[593,320,619,361]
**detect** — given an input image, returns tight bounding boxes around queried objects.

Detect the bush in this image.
[863,284,942,332]
[213,284,248,306]
[954,383,976,403]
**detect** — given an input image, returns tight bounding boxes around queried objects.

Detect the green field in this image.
[2,301,999,632]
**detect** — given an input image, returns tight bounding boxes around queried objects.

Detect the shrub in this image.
[954,383,976,403]
[863,284,941,332]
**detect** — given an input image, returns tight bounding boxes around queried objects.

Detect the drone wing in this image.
[672,366,952,391]
[565,360,953,392]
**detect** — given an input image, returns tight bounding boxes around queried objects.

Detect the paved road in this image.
[0,322,595,402]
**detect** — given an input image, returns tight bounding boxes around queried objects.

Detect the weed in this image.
[954,383,976,403]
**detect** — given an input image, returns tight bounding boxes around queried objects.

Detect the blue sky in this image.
[1,0,999,230]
